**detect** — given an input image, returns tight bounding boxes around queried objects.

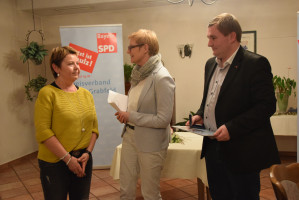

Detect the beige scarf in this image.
[130,54,161,86]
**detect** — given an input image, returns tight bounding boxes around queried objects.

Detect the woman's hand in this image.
[67,156,85,177]
[115,111,130,124]
[77,153,90,175]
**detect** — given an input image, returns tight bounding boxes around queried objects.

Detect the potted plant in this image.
[20,41,48,101]
[124,63,134,95]
[20,41,48,65]
[272,75,296,113]
[25,75,47,101]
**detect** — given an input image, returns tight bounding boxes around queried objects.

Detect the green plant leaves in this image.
[20,41,48,65]
[25,75,47,101]
[175,111,196,126]
[273,75,296,100]
[171,133,184,144]
[124,63,135,82]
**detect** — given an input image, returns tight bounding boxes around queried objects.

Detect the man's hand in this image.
[213,125,230,141]
[186,115,203,126]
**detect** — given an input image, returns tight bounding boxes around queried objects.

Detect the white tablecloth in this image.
[109,132,208,186]
[270,115,297,136]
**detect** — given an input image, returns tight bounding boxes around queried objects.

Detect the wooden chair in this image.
[270,163,299,200]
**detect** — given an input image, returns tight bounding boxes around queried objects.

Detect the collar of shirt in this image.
[215,47,240,69]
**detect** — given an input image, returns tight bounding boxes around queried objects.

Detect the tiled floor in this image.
[0,152,296,200]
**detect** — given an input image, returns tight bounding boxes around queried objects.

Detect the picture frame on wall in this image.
[241,31,257,53]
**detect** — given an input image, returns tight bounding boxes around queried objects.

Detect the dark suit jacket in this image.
[197,47,281,173]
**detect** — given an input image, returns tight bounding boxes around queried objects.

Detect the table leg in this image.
[197,178,205,200]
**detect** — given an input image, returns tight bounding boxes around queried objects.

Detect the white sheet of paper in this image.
[107,90,128,111]
[172,125,215,136]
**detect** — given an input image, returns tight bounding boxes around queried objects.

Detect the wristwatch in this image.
[84,149,92,157]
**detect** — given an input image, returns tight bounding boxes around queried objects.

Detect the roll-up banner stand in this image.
[60,24,124,168]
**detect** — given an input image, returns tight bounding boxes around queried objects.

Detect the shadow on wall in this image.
[4,43,65,126]
[4,50,35,125]
[8,87,35,125]
[4,50,27,76]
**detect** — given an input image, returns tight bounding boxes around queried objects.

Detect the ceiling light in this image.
[167,0,217,6]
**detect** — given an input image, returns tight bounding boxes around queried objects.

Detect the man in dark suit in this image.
[188,13,281,199]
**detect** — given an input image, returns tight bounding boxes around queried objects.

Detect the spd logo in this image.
[97,33,117,53]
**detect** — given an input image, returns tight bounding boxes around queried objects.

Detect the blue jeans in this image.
[38,154,92,200]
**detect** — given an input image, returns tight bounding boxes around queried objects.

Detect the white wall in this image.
[1,0,298,165]
[41,0,298,122]
[0,0,44,165]
[0,0,36,164]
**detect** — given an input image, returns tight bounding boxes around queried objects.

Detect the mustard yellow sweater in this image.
[34,84,99,163]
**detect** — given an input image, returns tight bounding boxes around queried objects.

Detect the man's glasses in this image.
[128,44,144,51]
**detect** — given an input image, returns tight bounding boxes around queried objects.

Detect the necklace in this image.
[63,90,86,132]
[76,93,86,132]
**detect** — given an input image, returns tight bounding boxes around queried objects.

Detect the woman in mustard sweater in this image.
[34,46,99,200]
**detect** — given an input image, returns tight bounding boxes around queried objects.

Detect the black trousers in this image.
[205,139,260,200]
[38,153,92,200]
